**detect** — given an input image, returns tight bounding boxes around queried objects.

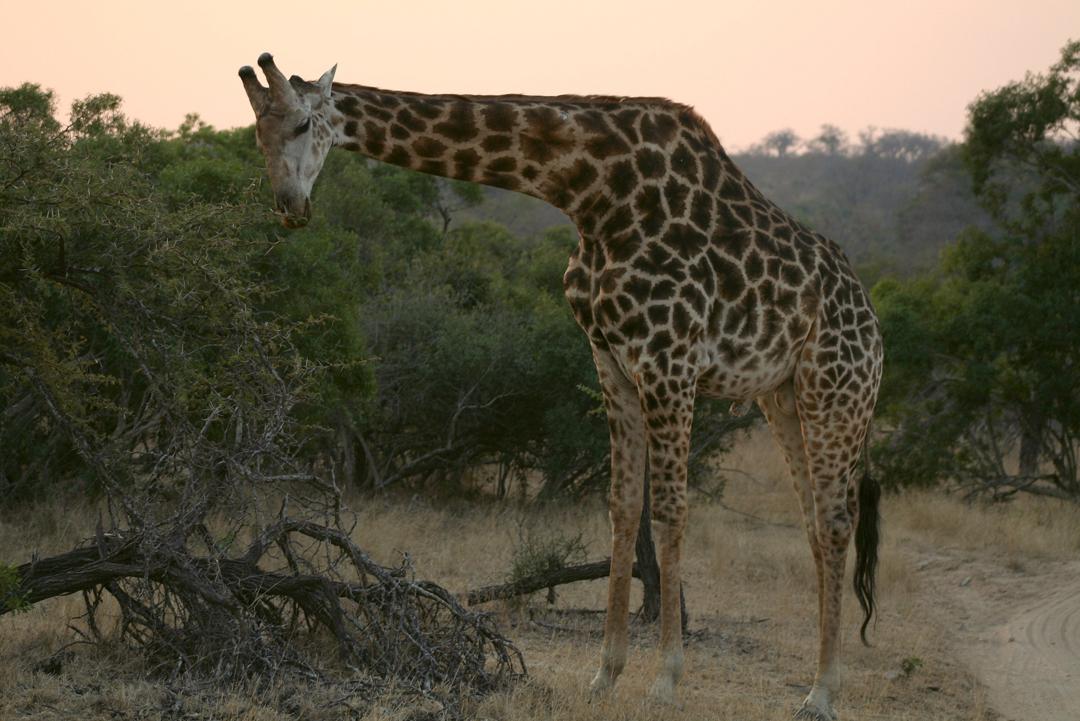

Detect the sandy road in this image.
[965,572,1080,721]
[919,550,1080,721]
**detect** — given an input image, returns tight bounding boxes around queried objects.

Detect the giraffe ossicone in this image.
[240,54,884,720]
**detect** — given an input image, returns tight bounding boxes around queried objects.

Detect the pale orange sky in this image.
[2,0,1077,149]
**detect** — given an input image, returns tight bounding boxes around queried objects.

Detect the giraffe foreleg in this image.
[589,347,647,698]
[641,377,695,704]
[758,381,825,632]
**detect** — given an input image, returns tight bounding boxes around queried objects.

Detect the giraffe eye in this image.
[294,117,311,136]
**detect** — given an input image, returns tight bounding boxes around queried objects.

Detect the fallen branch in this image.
[2,520,525,700]
[466,559,641,606]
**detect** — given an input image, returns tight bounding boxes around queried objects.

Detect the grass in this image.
[887,488,1080,559]
[2,426,1077,719]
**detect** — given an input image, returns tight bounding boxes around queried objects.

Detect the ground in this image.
[1,428,1078,720]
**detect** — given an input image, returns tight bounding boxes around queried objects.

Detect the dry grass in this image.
[3,425,1077,719]
[886,489,1080,560]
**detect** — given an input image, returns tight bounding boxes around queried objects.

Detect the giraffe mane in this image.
[328,82,726,149]
[330,82,677,107]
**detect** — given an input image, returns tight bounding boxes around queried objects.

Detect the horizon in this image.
[1,1,1078,151]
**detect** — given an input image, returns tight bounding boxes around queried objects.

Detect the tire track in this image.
[967,575,1080,721]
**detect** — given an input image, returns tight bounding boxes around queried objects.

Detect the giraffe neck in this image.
[326,83,740,222]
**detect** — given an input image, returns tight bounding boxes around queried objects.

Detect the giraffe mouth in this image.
[277,197,312,229]
[281,214,309,229]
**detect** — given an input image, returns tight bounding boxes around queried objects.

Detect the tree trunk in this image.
[1019,408,1044,479]
[634,462,688,629]
[635,467,662,622]
[335,421,358,488]
[465,461,687,630]
[496,460,510,500]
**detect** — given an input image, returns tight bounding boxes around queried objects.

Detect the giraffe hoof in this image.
[793,685,837,720]
[588,672,615,701]
[793,701,837,721]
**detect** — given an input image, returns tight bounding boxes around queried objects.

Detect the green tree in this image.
[872,40,1080,499]
[0,85,316,502]
[806,124,849,156]
[759,128,801,157]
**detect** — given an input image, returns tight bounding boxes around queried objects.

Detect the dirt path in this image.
[967,573,1080,721]
[918,551,1080,721]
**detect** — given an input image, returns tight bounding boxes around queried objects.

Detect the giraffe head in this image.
[239,53,336,228]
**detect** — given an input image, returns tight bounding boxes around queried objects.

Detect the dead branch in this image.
[466,559,641,606]
[2,519,525,702]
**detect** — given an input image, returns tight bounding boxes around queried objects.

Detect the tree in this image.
[960,38,1080,490]
[863,129,944,163]
[872,40,1080,500]
[964,40,1080,238]
[0,85,285,499]
[806,124,849,156]
[0,84,524,715]
[760,128,801,157]
[432,179,485,236]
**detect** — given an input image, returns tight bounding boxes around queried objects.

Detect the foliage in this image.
[508,526,589,590]
[964,39,1080,234]
[805,124,850,156]
[353,219,753,497]
[757,128,801,157]
[353,224,611,497]
[0,564,29,613]
[0,85,309,502]
[871,40,1080,500]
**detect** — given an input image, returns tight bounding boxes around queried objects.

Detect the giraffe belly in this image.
[694,338,800,402]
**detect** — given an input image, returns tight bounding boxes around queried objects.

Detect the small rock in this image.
[884,670,902,681]
[959,576,972,587]
[916,559,932,571]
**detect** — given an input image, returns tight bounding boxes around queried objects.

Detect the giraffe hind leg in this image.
[791,370,878,720]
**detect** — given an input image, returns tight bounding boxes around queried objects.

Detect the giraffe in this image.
[239,53,884,720]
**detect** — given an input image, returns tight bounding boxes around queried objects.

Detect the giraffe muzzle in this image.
[275,195,311,229]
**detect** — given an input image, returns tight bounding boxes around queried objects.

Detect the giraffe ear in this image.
[318,64,337,99]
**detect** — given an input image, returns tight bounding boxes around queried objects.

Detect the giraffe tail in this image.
[853,448,881,646]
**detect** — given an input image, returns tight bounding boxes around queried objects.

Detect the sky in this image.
[2,0,1077,150]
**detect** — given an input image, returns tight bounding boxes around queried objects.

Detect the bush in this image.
[0,85,311,502]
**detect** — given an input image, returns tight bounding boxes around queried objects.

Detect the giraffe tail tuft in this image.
[853,465,881,646]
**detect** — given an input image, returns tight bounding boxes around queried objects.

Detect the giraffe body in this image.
[240,54,884,720]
